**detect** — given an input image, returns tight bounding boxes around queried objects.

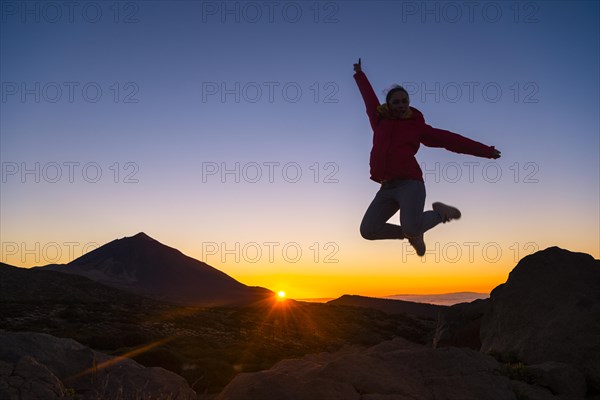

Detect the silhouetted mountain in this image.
[328,294,447,320]
[41,232,273,306]
[0,262,157,304]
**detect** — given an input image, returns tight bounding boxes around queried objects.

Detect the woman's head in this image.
[385,85,410,118]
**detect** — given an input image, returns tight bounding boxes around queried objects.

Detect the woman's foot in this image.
[408,235,426,256]
[433,202,461,223]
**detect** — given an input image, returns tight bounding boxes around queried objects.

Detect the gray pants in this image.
[360,179,442,240]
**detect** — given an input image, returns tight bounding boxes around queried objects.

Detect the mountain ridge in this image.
[40,232,273,306]
[327,294,447,320]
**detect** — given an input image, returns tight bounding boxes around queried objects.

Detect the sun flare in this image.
[277,290,286,299]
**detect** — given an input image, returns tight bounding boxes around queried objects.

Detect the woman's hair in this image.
[385,85,410,104]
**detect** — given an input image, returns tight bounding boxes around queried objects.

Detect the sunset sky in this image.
[2,1,598,299]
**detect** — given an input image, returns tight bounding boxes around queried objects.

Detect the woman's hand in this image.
[353,58,362,73]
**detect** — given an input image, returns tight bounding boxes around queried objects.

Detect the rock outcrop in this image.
[217,247,600,399]
[434,298,489,350]
[0,331,197,400]
[0,356,66,400]
[328,294,446,320]
[480,247,600,392]
[4,244,598,399]
[217,336,554,400]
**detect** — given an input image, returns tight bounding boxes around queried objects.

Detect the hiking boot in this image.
[408,235,426,257]
[433,202,461,223]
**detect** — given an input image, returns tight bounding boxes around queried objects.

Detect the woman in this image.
[353,58,501,256]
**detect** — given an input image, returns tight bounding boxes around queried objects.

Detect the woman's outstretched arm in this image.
[420,118,501,159]
[353,58,381,130]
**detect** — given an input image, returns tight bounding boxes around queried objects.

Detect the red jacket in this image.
[354,71,497,183]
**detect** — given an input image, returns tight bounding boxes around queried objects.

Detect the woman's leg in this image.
[360,180,443,241]
[396,180,443,237]
[360,187,404,240]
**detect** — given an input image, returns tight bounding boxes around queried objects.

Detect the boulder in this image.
[434,298,489,350]
[0,331,197,400]
[510,381,556,400]
[217,337,522,400]
[480,247,600,391]
[0,356,65,400]
[524,362,587,398]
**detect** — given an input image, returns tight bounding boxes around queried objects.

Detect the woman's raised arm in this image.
[353,58,381,130]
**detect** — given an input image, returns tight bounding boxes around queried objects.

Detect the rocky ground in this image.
[1,264,432,397]
[1,247,599,399]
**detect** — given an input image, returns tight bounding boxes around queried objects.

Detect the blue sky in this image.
[1,1,599,298]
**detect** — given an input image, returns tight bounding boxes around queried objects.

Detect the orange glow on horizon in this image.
[233,269,504,300]
[5,231,597,301]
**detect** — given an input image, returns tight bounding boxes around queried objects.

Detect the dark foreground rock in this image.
[480,247,600,392]
[217,247,600,400]
[328,294,446,320]
[434,298,489,350]
[217,336,567,400]
[0,331,197,400]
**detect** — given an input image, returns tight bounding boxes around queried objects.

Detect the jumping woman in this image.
[353,58,501,256]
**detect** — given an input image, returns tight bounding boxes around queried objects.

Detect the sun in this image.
[277,290,286,299]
